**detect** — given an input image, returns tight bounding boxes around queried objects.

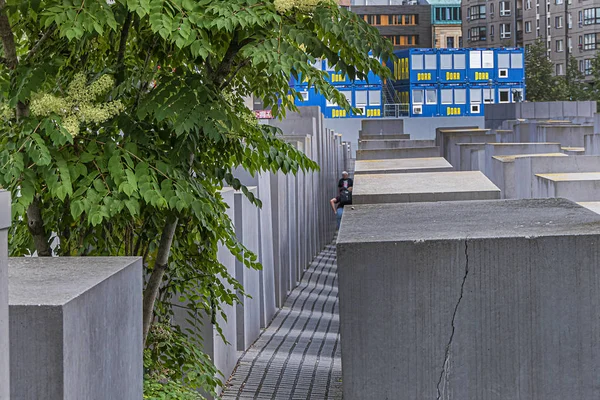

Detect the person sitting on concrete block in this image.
[338,171,353,192]
[331,189,352,229]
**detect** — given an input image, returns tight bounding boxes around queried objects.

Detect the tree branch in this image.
[210,32,253,86]
[220,58,250,90]
[0,0,17,69]
[116,12,132,85]
[142,214,179,345]
[25,24,56,63]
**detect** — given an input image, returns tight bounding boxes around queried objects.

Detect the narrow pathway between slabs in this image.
[221,241,342,400]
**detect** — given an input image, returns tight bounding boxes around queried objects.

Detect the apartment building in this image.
[430,0,463,48]
[461,0,524,47]
[351,1,434,49]
[522,0,600,79]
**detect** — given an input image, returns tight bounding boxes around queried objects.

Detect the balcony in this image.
[517,30,524,42]
[517,9,523,18]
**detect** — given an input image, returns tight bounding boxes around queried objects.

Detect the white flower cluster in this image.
[274,0,328,13]
[30,73,124,137]
[0,103,13,120]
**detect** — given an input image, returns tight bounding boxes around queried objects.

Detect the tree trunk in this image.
[26,199,52,257]
[142,215,178,344]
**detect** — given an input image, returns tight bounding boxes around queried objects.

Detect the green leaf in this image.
[70,200,85,219]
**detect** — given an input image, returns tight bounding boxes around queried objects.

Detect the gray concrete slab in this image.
[356,146,440,160]
[490,153,567,199]
[337,198,600,400]
[562,147,586,155]
[483,143,562,177]
[578,201,600,214]
[536,125,594,147]
[495,129,515,143]
[585,134,600,155]
[535,172,600,202]
[470,148,485,172]
[358,139,434,150]
[9,257,142,400]
[438,129,494,167]
[0,191,9,400]
[457,143,485,171]
[354,157,453,175]
[352,171,500,204]
[359,134,409,140]
[234,189,261,351]
[514,155,600,199]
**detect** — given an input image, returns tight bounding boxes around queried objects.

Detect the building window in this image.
[583,8,600,25]
[368,90,381,106]
[362,14,382,25]
[455,89,466,104]
[556,63,564,75]
[490,3,495,15]
[511,53,523,68]
[470,88,482,104]
[584,59,592,75]
[556,0,563,4]
[447,37,455,48]
[556,39,564,52]
[584,33,600,50]
[498,53,510,68]
[555,16,563,28]
[470,50,494,68]
[469,26,487,41]
[512,89,523,102]
[355,91,367,107]
[499,89,510,103]
[301,91,309,101]
[469,5,486,20]
[425,54,437,69]
[490,24,495,37]
[500,1,511,16]
[579,11,583,26]
[388,14,418,25]
[483,87,495,103]
[500,23,511,39]
[384,35,420,46]
[426,90,437,105]
[568,13,572,29]
[526,0,531,9]
[412,89,424,104]
[441,89,453,104]
[525,21,532,33]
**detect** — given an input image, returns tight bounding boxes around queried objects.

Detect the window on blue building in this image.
[455,89,466,104]
[440,54,452,69]
[356,91,367,106]
[455,54,465,69]
[426,90,437,104]
[412,90,424,104]
[412,54,424,70]
[368,90,381,106]
[425,54,437,69]
[441,89,453,104]
[470,88,482,104]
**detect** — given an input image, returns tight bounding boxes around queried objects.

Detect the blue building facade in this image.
[287,47,525,119]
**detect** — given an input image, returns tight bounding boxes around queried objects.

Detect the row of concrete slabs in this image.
[337,124,600,399]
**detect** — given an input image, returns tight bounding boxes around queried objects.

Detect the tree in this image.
[589,52,600,103]
[0,0,393,396]
[525,39,561,101]
[555,55,589,101]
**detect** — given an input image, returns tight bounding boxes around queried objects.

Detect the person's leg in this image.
[336,207,343,229]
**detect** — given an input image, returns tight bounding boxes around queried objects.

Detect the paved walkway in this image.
[221,242,342,399]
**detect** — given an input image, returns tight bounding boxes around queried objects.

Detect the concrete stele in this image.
[578,202,600,214]
[490,153,568,199]
[584,134,600,155]
[354,157,453,175]
[337,198,600,400]
[456,143,485,171]
[562,147,586,155]
[535,172,600,202]
[0,191,9,400]
[234,188,261,351]
[358,139,435,150]
[352,171,500,205]
[9,257,142,400]
[514,155,600,199]
[356,146,440,160]
[483,142,562,177]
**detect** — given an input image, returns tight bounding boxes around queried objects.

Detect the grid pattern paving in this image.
[220,242,342,400]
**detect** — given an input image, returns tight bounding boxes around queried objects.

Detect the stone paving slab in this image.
[221,243,341,400]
